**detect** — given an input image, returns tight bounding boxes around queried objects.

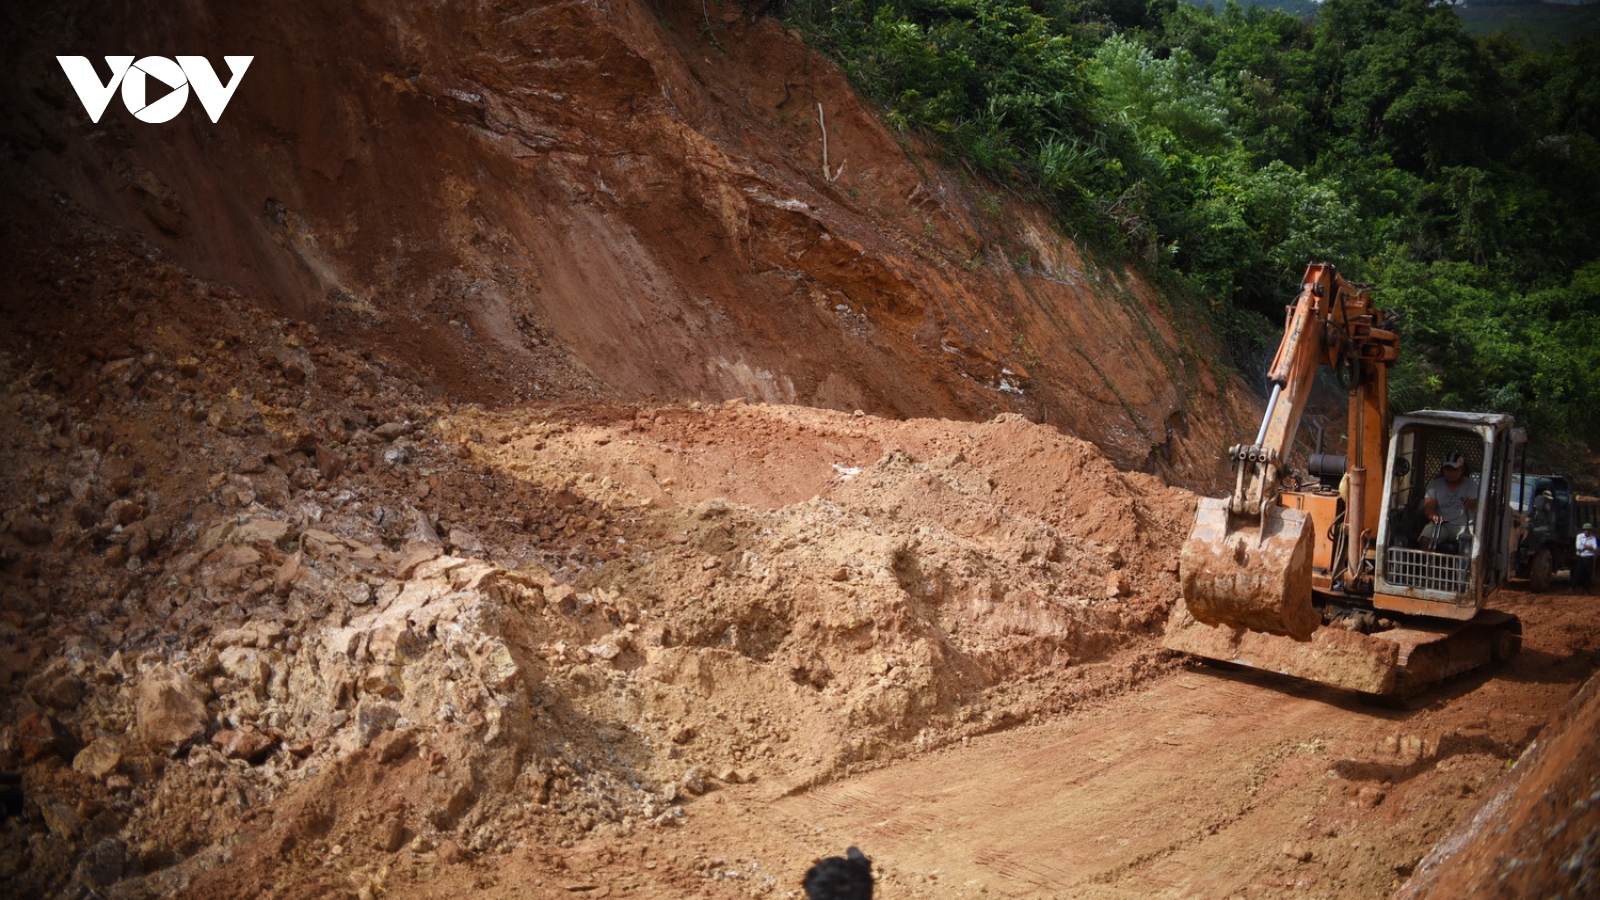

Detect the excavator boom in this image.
[1178,263,1396,640]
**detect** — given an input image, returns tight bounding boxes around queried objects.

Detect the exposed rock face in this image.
[1,0,1250,483]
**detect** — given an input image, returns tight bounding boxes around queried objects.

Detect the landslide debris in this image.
[0,212,1192,898]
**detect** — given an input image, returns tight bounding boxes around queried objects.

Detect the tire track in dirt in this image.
[779,672,1337,897]
[752,589,1599,899]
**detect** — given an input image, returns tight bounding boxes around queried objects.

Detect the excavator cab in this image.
[1374,411,1523,620]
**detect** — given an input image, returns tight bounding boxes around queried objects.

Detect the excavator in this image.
[1165,262,1524,697]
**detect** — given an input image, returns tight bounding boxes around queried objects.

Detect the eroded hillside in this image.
[0,4,1236,894]
[3,0,1250,480]
[0,211,1202,895]
[0,235,1594,899]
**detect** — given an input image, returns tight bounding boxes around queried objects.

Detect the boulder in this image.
[396,542,443,579]
[357,702,400,747]
[30,661,86,711]
[6,512,51,545]
[75,837,128,887]
[212,726,277,764]
[232,517,293,548]
[218,647,272,697]
[213,621,285,649]
[40,800,82,839]
[16,711,77,764]
[447,527,482,555]
[135,668,211,751]
[315,445,345,479]
[372,729,414,763]
[273,552,303,595]
[378,817,409,852]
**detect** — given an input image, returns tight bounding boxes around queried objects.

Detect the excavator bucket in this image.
[1178,498,1320,640]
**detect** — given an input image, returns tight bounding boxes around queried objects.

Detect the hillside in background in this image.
[1456,1,1600,47]
[782,0,1600,478]
[1187,0,1600,45]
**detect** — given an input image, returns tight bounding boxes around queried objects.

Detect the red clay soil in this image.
[0,0,1253,482]
[1395,669,1600,900]
[0,2,1596,899]
[0,210,1594,899]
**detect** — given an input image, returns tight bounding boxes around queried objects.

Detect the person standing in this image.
[1574,523,1597,594]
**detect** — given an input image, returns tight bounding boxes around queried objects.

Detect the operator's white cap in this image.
[1442,452,1465,469]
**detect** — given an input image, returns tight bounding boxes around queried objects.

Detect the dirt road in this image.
[783,672,1506,898]
[390,589,1598,900]
[768,592,1598,900]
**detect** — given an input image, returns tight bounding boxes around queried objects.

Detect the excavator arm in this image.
[1180,263,1399,639]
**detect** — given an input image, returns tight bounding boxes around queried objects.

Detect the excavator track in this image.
[1163,601,1521,698]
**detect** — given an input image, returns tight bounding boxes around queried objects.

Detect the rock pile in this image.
[0,211,1194,898]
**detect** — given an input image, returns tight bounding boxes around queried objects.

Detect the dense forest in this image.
[776,0,1600,467]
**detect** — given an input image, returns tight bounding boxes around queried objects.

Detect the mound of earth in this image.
[0,0,1257,889]
[0,210,1192,897]
[1395,671,1600,899]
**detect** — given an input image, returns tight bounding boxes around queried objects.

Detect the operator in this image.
[1532,489,1555,530]
[1574,523,1597,595]
[1420,453,1479,551]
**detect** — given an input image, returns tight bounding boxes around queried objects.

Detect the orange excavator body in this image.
[1166,264,1522,697]
[1179,263,1397,640]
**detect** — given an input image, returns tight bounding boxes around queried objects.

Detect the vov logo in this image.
[57,56,252,124]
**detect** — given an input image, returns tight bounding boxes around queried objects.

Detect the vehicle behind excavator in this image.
[1511,473,1600,592]
[1166,263,1523,697]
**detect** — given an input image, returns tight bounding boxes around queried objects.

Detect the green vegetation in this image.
[1457,5,1600,53]
[1189,1,1600,50]
[779,0,1600,460]
[1183,0,1322,17]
